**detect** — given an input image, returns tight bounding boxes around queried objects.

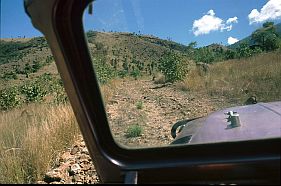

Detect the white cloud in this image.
[228,37,239,45]
[248,0,281,24]
[222,25,233,32]
[208,9,215,16]
[192,10,238,36]
[226,17,238,24]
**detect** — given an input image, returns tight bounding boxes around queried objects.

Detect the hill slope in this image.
[229,22,281,49]
[0,31,192,85]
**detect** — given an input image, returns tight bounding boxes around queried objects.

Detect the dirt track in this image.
[106,78,222,147]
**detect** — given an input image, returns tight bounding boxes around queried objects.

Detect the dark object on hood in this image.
[244,95,257,105]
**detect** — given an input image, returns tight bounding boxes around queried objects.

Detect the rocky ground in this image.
[37,78,230,184]
[37,135,100,184]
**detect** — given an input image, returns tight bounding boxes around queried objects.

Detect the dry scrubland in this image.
[0,50,280,183]
[0,104,80,183]
[185,50,281,104]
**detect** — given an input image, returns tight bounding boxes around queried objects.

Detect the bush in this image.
[31,60,41,73]
[54,90,68,105]
[130,69,141,80]
[1,71,18,80]
[158,51,188,83]
[0,87,22,110]
[0,41,30,65]
[117,70,128,78]
[236,43,253,58]
[92,57,117,84]
[20,84,47,102]
[194,47,215,63]
[136,101,143,109]
[125,124,143,138]
[0,74,67,110]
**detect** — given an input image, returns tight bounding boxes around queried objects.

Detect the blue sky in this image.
[1,0,281,47]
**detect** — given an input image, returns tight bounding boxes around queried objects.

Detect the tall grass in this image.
[99,78,122,105]
[0,103,80,183]
[0,78,121,184]
[185,50,281,105]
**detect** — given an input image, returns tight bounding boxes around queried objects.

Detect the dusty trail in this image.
[106,78,219,147]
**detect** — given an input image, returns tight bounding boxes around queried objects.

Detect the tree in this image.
[194,47,215,63]
[263,21,274,28]
[251,22,281,51]
[225,49,237,60]
[236,42,252,58]
[158,51,188,83]
[187,41,197,49]
[122,58,129,72]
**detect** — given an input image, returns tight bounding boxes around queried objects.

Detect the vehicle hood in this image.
[175,101,281,145]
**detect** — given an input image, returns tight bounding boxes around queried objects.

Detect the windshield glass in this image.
[82,0,281,148]
[0,0,280,183]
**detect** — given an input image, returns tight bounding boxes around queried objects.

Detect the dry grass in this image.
[184,50,281,104]
[0,76,126,184]
[0,103,80,183]
[100,78,122,105]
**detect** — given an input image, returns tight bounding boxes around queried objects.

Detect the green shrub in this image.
[1,71,18,80]
[0,73,67,110]
[236,42,253,58]
[20,84,47,103]
[45,56,54,65]
[0,87,22,110]
[125,124,143,138]
[92,56,117,84]
[0,41,30,65]
[194,47,215,63]
[31,60,41,73]
[54,90,68,105]
[130,69,141,80]
[118,70,128,78]
[23,63,32,74]
[158,51,188,83]
[136,101,143,109]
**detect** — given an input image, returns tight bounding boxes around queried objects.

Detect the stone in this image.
[44,169,62,183]
[81,147,89,155]
[70,164,81,173]
[36,181,47,184]
[49,181,62,184]
[60,152,72,162]
[70,145,79,155]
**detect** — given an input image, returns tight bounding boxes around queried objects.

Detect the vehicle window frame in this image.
[24,0,280,183]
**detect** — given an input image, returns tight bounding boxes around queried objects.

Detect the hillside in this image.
[0,31,193,89]
[86,31,190,73]
[0,31,189,68]
[229,22,281,49]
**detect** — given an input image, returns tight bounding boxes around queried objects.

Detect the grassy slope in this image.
[185,49,281,105]
[1,32,190,89]
[86,31,190,73]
